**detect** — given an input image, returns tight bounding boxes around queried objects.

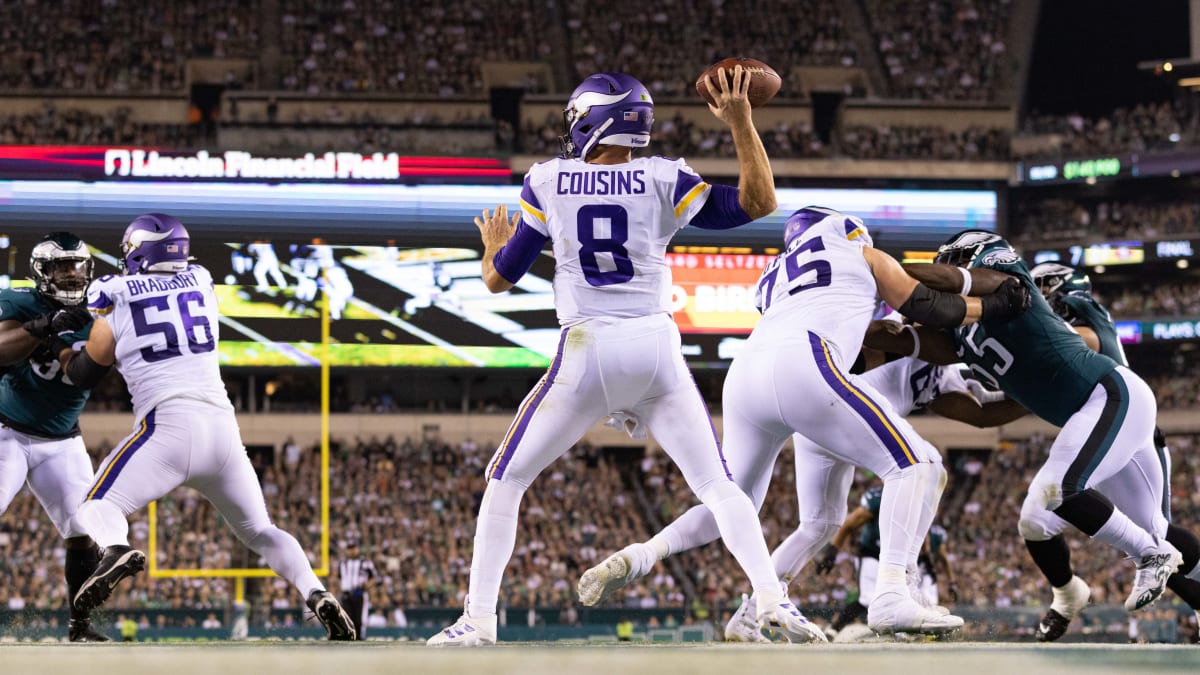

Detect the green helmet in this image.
[1030,262,1091,300]
[933,229,1016,268]
[30,231,93,306]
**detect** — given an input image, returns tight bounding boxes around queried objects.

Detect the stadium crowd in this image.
[0,1,259,92]
[1013,198,1200,246]
[863,0,1011,101]
[2,429,1197,641]
[0,104,200,147]
[1017,101,1193,160]
[563,0,856,99]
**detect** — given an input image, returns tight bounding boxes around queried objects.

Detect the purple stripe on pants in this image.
[807,332,915,468]
[489,329,569,480]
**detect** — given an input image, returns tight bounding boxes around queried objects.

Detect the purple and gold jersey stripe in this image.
[672,169,709,218]
[88,290,114,316]
[520,176,546,225]
[87,409,156,500]
[808,332,917,467]
[487,330,569,481]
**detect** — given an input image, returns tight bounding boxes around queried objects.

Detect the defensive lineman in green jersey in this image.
[1030,261,1200,634]
[0,232,109,642]
[892,231,1199,642]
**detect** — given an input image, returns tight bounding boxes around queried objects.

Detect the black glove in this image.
[813,544,839,575]
[21,312,55,340]
[980,277,1031,322]
[49,305,92,334]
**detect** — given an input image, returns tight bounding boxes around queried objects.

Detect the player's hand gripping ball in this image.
[696,57,781,107]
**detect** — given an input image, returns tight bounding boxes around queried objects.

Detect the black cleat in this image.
[68,618,111,642]
[73,545,146,613]
[306,590,356,641]
[1035,608,1071,642]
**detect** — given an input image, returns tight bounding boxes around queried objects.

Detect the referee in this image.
[338,540,377,640]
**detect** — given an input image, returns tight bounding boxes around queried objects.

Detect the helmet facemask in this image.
[30,234,94,306]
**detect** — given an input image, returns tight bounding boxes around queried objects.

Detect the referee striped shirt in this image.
[339,556,377,592]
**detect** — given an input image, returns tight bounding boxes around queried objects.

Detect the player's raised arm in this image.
[704,66,775,219]
[864,247,1030,329]
[903,261,1013,296]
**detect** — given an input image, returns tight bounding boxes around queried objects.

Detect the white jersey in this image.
[858,357,973,417]
[519,156,712,325]
[88,265,233,421]
[749,214,877,370]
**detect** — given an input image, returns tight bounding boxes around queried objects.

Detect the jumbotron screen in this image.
[0,179,996,367]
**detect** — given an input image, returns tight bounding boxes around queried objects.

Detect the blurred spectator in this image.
[864,0,1011,101]
[0,1,259,92]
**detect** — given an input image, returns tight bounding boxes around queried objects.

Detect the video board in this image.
[0,178,997,368]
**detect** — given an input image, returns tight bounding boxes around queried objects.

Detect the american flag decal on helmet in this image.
[623,111,639,121]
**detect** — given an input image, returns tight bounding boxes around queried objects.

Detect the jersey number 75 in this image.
[755,236,833,313]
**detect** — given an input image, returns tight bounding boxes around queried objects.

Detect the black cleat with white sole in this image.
[73,545,145,613]
[1035,608,1071,642]
[307,590,357,641]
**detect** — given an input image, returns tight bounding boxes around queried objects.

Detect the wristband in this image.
[957,267,972,296]
[903,324,921,358]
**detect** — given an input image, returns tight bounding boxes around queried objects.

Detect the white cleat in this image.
[427,613,498,647]
[1125,543,1183,612]
[724,594,771,643]
[867,591,964,635]
[906,566,950,616]
[578,552,632,607]
[757,596,827,644]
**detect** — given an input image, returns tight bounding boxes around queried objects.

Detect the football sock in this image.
[697,479,780,599]
[877,465,926,570]
[1055,488,1156,557]
[466,480,524,617]
[74,499,130,548]
[647,506,720,560]
[1025,535,1073,588]
[911,462,946,564]
[65,539,100,621]
[244,526,325,599]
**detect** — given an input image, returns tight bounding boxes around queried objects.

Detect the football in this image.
[695,57,781,108]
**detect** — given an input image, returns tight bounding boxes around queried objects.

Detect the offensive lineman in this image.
[429,68,826,646]
[1028,262,1200,640]
[0,232,105,641]
[875,231,1196,631]
[581,207,1031,637]
[49,214,356,640]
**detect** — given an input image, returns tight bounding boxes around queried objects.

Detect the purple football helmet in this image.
[559,72,654,160]
[121,213,192,274]
[783,206,870,248]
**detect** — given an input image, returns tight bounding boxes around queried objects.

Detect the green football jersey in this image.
[1059,291,1127,367]
[857,486,882,558]
[0,288,92,438]
[951,248,1117,427]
